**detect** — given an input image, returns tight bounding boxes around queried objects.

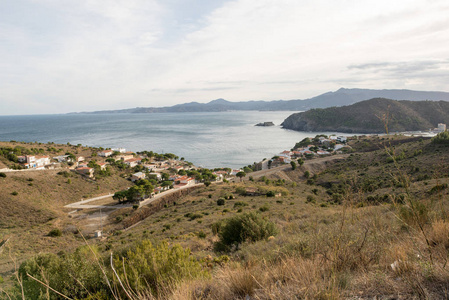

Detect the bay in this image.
[0,111,349,168]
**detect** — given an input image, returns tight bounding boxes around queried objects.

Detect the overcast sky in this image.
[1,0,449,115]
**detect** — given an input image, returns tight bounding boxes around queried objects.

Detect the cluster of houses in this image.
[254,136,351,170]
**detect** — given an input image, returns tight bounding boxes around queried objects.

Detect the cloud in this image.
[1,0,449,114]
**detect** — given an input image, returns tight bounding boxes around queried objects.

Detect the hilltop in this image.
[281,98,449,133]
[70,88,449,114]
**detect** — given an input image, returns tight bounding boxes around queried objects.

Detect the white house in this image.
[112,148,126,153]
[98,150,113,157]
[22,155,51,169]
[337,136,347,143]
[175,176,195,186]
[131,172,146,182]
[124,158,141,168]
[230,169,243,176]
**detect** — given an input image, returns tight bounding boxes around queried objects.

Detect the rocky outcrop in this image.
[255,122,275,127]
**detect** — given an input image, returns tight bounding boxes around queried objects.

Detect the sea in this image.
[0,111,351,169]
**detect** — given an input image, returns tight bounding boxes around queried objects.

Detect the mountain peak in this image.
[208,98,230,104]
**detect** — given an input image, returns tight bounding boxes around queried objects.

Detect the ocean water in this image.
[0,111,349,168]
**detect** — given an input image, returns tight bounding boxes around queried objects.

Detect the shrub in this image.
[259,205,270,212]
[215,212,278,251]
[114,241,207,295]
[266,191,276,197]
[197,230,207,239]
[48,228,62,237]
[19,247,108,299]
[306,195,315,204]
[0,172,6,178]
[234,201,248,208]
[432,131,449,144]
[217,198,226,206]
[11,191,18,196]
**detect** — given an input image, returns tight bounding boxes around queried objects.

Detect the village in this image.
[0,134,353,207]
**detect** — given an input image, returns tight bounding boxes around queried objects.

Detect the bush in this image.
[234,201,248,208]
[215,212,278,251]
[11,191,18,196]
[19,247,108,299]
[114,241,207,295]
[259,205,270,212]
[306,195,315,204]
[266,191,276,197]
[0,172,6,178]
[432,131,449,144]
[217,198,226,206]
[48,228,62,237]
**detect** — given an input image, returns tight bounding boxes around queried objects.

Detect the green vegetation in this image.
[282,98,449,133]
[214,212,278,252]
[431,131,449,144]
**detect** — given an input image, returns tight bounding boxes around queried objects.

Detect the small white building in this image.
[131,172,146,182]
[230,169,243,176]
[337,136,347,143]
[438,123,447,132]
[98,150,113,157]
[112,148,126,153]
[124,158,141,168]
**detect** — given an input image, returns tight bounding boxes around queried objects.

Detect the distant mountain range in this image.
[71,88,449,114]
[281,98,449,133]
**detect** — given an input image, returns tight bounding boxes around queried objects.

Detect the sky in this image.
[1,0,449,115]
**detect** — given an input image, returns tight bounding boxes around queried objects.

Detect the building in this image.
[112,148,126,153]
[124,158,141,168]
[21,155,51,169]
[438,123,447,132]
[76,167,94,178]
[131,172,146,182]
[253,160,270,171]
[230,169,243,176]
[98,150,113,157]
[116,154,134,161]
[337,136,347,143]
[175,176,195,186]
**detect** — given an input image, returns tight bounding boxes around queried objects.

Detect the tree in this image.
[243,166,253,173]
[298,158,304,166]
[113,190,128,203]
[236,171,246,181]
[290,161,297,170]
[161,172,170,180]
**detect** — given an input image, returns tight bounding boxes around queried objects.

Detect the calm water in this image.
[0,111,349,168]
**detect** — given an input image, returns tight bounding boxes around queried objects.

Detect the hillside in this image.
[281,98,449,133]
[2,135,449,299]
[71,88,449,114]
